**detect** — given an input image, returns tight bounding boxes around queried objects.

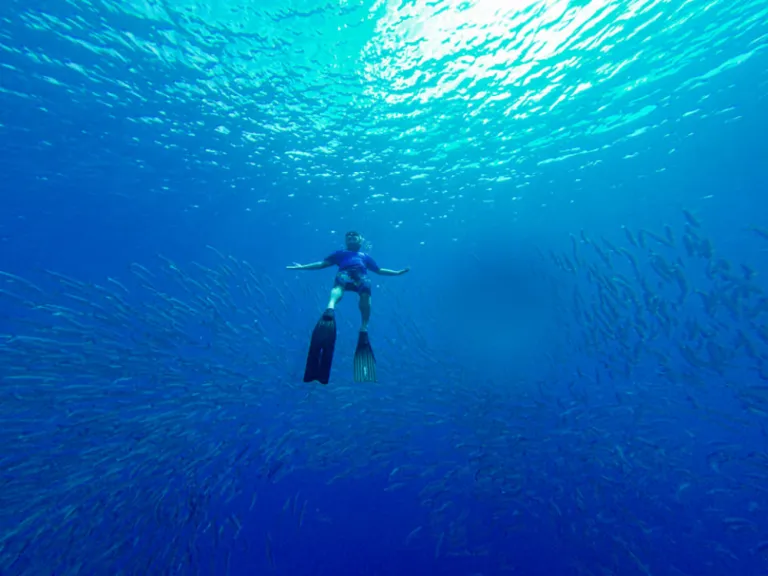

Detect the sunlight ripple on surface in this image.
[0,0,766,204]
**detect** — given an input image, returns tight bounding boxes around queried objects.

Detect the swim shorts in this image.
[334,269,372,295]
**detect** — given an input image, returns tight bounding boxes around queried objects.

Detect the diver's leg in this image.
[327,285,344,310]
[359,292,371,332]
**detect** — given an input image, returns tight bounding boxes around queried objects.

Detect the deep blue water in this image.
[1,0,768,574]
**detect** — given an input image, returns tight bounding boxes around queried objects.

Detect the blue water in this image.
[1,0,768,574]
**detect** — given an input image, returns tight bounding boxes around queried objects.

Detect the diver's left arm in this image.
[374,268,409,276]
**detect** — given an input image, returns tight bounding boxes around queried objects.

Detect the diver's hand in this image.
[286,263,304,270]
[398,267,410,275]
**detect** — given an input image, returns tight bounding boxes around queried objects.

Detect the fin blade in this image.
[304,312,336,384]
[353,333,377,383]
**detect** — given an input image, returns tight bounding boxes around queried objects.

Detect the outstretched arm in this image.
[373,267,409,276]
[286,260,333,271]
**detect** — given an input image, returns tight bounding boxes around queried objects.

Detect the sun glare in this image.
[363,0,616,103]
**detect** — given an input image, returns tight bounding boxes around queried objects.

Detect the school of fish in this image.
[1,212,768,575]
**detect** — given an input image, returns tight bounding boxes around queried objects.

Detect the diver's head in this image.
[345,230,363,251]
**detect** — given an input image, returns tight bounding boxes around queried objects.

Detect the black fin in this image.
[353,331,377,383]
[303,309,336,385]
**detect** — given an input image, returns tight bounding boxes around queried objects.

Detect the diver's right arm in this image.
[286,261,333,271]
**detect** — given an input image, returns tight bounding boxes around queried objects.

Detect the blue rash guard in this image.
[325,250,380,294]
